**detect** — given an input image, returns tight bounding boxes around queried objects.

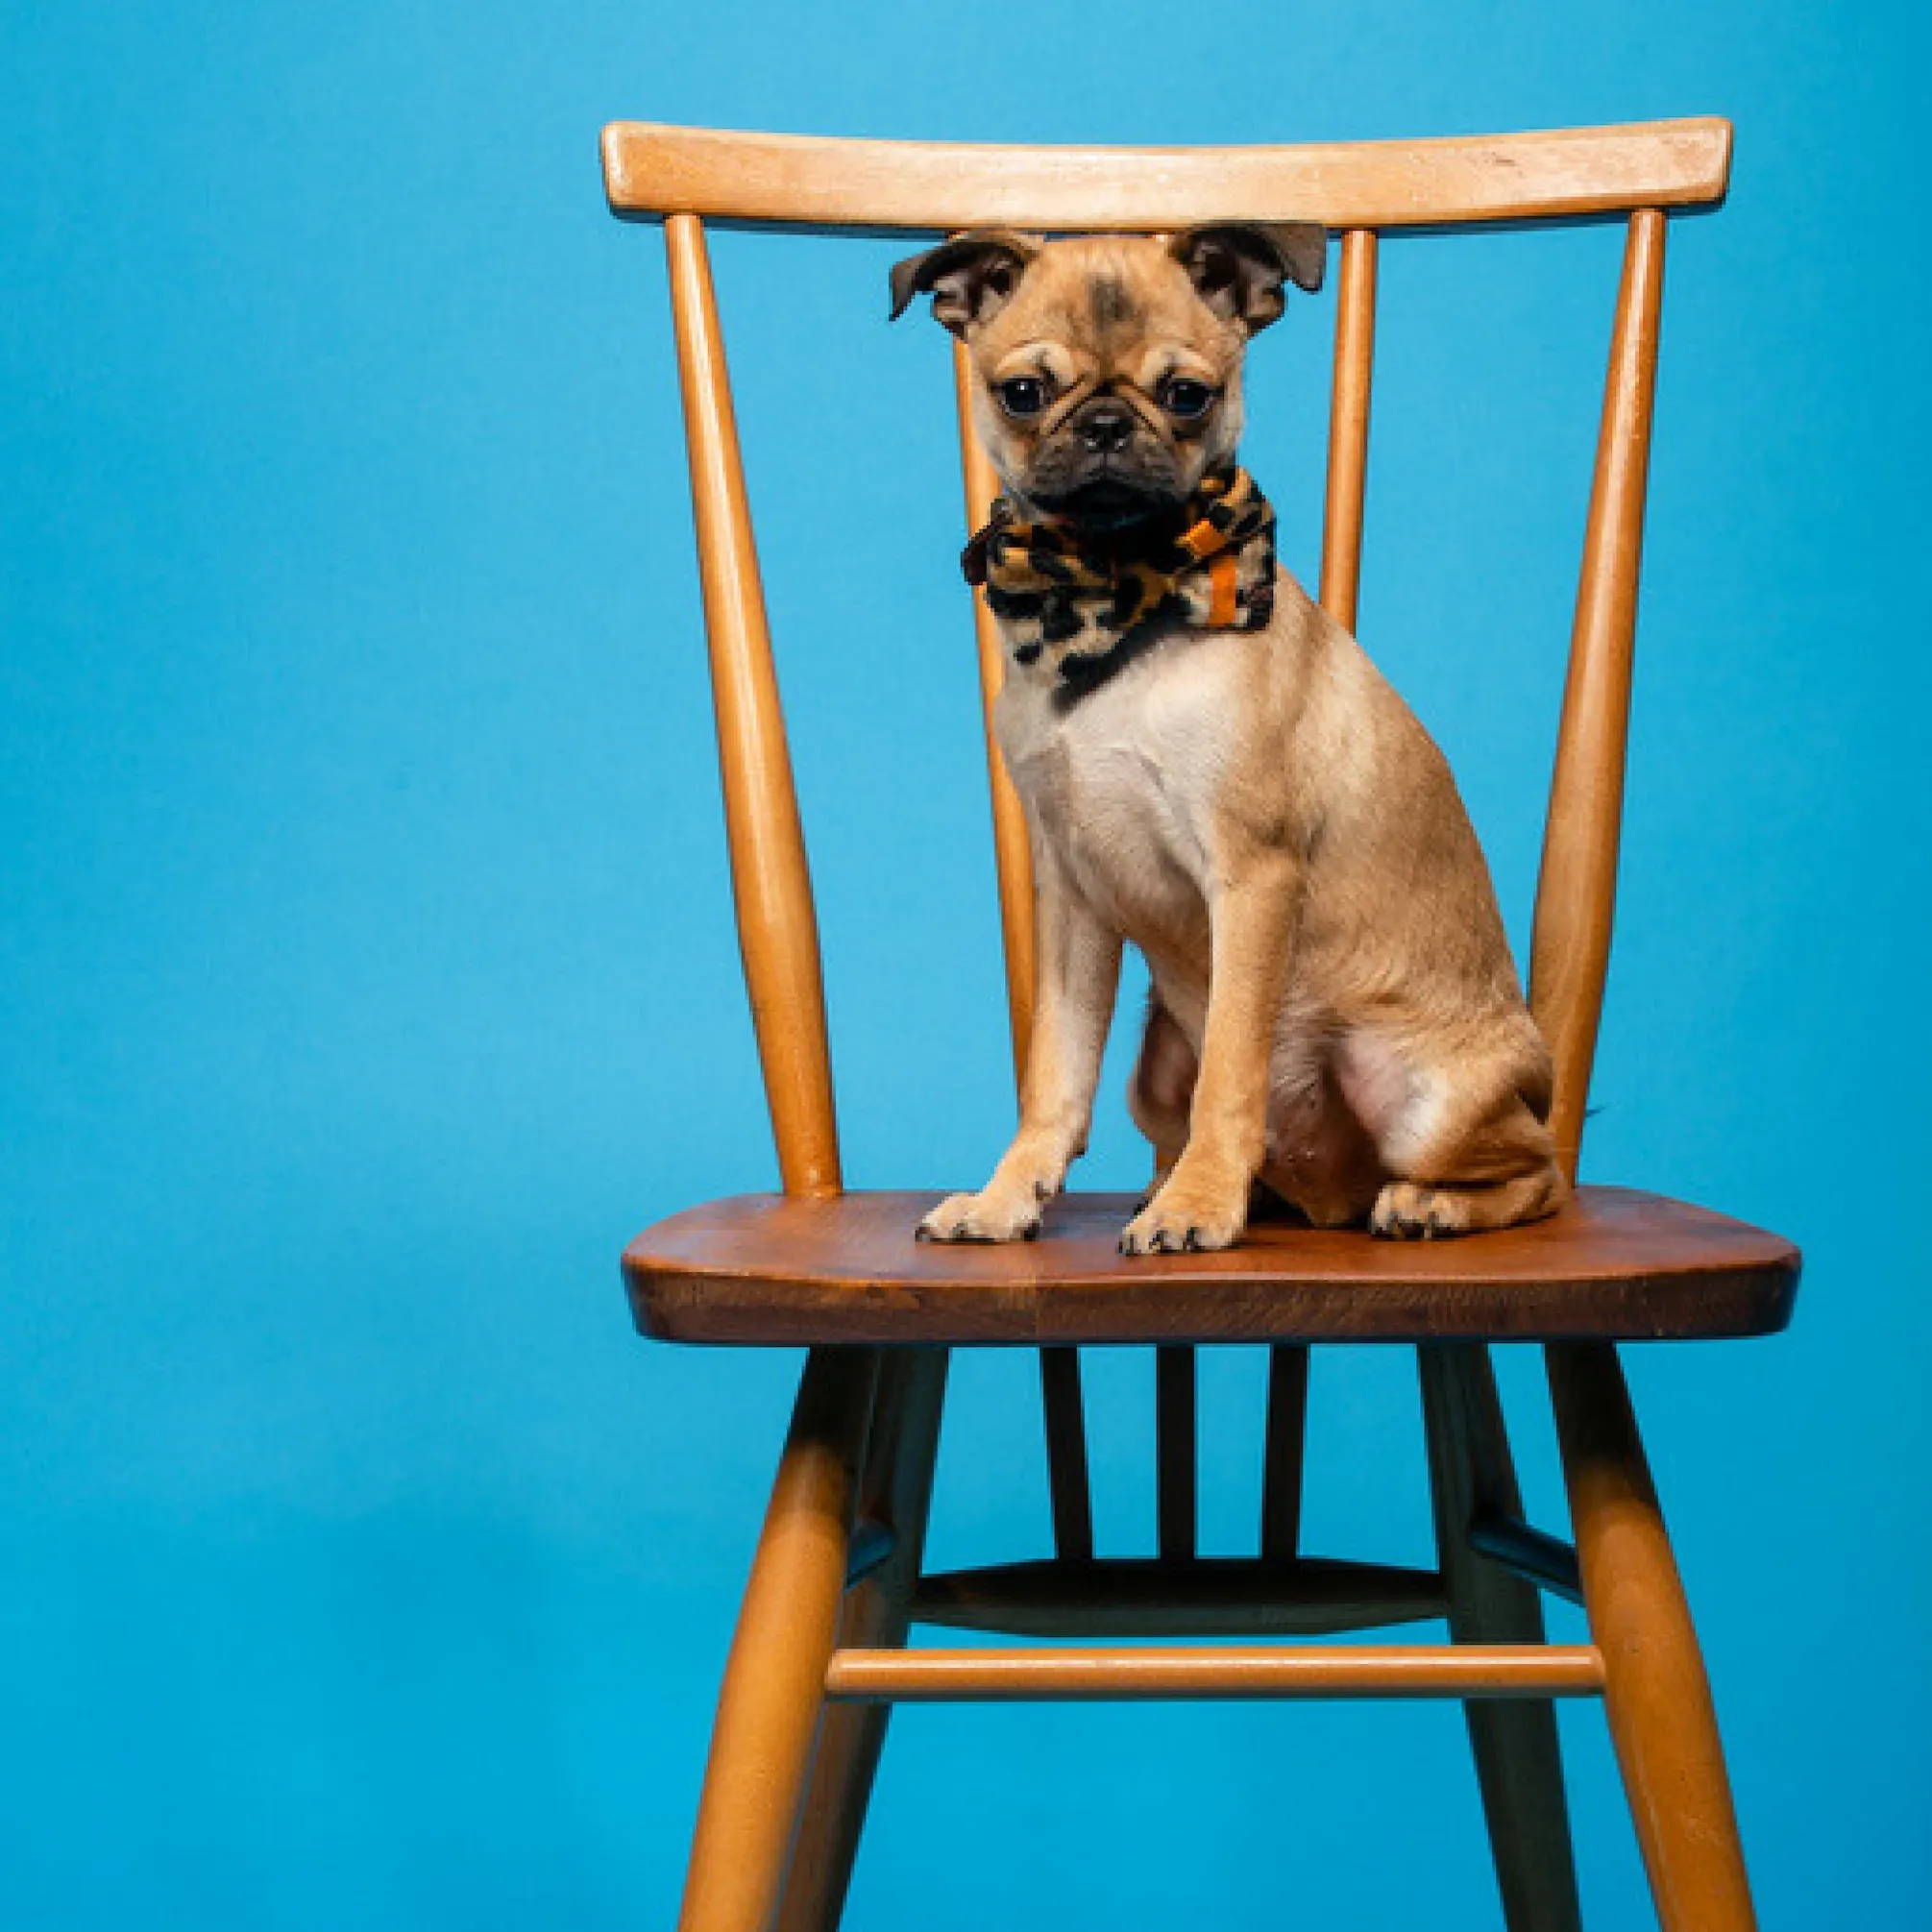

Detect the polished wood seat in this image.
[602,114,1790,1932]
[627,1186,1798,1346]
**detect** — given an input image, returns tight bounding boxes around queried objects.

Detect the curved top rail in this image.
[601,117,1730,234]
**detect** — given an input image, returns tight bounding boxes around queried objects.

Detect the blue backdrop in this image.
[5,3,1925,1925]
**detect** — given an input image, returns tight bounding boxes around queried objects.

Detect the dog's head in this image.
[891,224,1325,532]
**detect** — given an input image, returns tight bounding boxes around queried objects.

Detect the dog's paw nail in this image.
[1021,1219,1040,1241]
[1182,1227,1202,1252]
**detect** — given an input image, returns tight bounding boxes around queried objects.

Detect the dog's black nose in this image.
[1074,399,1136,453]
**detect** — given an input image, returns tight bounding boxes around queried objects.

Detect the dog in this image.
[893,222,1568,1253]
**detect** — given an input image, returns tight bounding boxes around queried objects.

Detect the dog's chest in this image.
[994,642,1236,938]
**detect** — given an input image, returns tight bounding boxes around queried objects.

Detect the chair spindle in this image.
[1260,1343,1312,1560]
[663,213,843,1198]
[1420,1344,1584,1928]
[1529,208,1668,1179]
[955,340,1038,1093]
[1039,1347,1095,1561]
[958,344,1097,1581]
[1319,229,1380,631]
[1156,1345,1198,1560]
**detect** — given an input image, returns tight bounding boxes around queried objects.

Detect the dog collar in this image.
[962,464,1278,696]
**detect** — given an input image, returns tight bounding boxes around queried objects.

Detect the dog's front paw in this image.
[1118,1173,1249,1257]
[1368,1182,1468,1241]
[917,1188,1043,1244]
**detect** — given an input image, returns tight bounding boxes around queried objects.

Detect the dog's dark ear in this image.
[1169,223,1327,333]
[889,231,1039,335]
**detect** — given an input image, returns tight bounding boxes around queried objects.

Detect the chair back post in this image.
[1528,208,1669,1181]
[663,212,843,1197]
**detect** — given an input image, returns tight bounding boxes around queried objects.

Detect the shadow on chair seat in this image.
[624,1185,1798,1346]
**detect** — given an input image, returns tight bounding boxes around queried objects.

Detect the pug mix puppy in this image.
[893,224,1567,1252]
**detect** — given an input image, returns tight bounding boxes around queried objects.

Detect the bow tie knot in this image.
[962,466,1278,690]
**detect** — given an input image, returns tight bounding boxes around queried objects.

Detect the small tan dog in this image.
[893,223,1567,1253]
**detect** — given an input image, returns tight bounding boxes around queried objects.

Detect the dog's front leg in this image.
[1119,847,1300,1254]
[918,854,1121,1243]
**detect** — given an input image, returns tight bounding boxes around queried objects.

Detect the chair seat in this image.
[623,1185,1799,1346]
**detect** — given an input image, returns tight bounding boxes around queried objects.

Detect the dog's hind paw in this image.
[1368,1182,1467,1241]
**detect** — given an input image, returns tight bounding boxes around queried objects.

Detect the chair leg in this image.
[777,1349,950,1932]
[677,1346,881,1932]
[1548,1342,1757,1931]
[1419,1344,1584,1932]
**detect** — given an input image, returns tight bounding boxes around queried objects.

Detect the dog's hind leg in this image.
[1126,991,1194,1210]
[1349,1037,1570,1239]
[1370,1162,1569,1239]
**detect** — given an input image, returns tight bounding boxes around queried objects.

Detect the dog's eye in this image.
[996,376,1048,418]
[1160,378,1216,419]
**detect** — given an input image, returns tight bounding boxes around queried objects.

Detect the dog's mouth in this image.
[1032,477,1181,534]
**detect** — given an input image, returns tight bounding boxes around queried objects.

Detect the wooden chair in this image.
[600,116,1799,1931]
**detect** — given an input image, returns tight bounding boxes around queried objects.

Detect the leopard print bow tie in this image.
[962,464,1278,690]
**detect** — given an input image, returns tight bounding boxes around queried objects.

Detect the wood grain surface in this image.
[624,1186,1798,1346]
[603,119,1731,233]
[821,1642,1607,1702]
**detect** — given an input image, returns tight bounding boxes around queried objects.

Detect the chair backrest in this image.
[601,117,1733,1194]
